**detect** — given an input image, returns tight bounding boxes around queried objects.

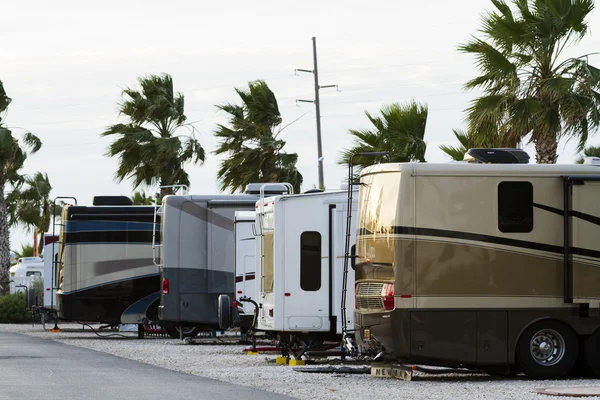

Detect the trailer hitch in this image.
[237,296,259,352]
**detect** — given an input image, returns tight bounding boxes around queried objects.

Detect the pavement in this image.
[0,332,294,400]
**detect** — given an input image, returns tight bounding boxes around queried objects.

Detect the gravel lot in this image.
[2,323,600,400]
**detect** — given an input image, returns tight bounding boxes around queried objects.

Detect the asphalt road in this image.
[0,332,294,400]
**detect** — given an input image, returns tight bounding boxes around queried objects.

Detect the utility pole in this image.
[296,36,338,190]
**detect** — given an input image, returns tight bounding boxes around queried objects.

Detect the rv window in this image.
[26,271,41,277]
[300,231,321,291]
[498,181,533,233]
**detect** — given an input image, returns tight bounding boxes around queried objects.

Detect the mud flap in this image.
[121,291,161,324]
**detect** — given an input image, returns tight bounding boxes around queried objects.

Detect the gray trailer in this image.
[155,184,290,337]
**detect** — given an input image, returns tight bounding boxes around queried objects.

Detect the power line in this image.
[321,105,466,119]
[319,59,449,76]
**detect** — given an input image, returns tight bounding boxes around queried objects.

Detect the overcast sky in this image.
[3,0,600,249]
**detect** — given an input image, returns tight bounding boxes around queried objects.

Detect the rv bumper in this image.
[354,309,408,359]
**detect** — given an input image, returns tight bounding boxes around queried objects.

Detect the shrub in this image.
[0,292,31,323]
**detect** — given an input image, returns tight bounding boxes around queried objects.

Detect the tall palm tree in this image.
[6,172,59,255]
[214,79,303,193]
[575,145,600,163]
[338,101,428,174]
[460,0,600,164]
[101,73,205,197]
[0,80,42,290]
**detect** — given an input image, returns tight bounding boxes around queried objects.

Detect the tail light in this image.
[382,283,394,311]
[162,278,169,294]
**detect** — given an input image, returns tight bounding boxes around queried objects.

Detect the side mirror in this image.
[350,245,356,270]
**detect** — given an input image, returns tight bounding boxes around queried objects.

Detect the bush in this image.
[0,292,31,323]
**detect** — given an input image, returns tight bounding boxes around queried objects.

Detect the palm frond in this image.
[101,74,204,191]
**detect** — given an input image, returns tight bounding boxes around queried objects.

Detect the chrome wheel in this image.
[530,329,565,367]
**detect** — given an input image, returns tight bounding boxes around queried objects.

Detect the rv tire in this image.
[516,320,578,380]
[581,329,600,378]
[163,326,202,339]
[218,295,231,330]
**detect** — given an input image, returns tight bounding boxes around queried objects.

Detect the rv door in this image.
[570,180,600,303]
[235,219,256,314]
[281,202,330,332]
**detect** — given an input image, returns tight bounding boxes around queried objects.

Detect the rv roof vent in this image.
[92,196,134,206]
[464,148,530,164]
[583,156,600,166]
[245,183,290,195]
[304,189,324,194]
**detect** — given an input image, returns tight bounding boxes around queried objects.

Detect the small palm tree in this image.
[6,172,59,255]
[12,243,34,259]
[101,73,205,197]
[0,80,41,291]
[460,0,600,164]
[576,145,600,163]
[338,101,428,174]
[131,190,155,205]
[440,126,506,161]
[214,80,303,193]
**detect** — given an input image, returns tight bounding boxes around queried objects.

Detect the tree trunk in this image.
[159,179,174,198]
[534,132,558,164]
[37,232,44,256]
[0,178,11,294]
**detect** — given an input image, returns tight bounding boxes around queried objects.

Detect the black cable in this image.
[75,322,131,338]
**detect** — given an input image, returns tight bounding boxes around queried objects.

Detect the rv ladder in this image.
[340,153,390,340]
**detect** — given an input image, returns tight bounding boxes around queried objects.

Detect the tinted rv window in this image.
[300,231,321,291]
[498,181,533,233]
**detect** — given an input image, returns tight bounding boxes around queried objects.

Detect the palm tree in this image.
[101,73,205,197]
[460,0,600,164]
[338,101,428,174]
[6,172,59,255]
[576,145,600,163]
[131,190,155,205]
[214,79,303,193]
[440,126,506,161]
[12,243,34,259]
[0,80,42,290]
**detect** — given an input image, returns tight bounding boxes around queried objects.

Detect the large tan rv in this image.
[352,157,600,379]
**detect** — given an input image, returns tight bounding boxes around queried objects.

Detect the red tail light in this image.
[162,278,170,294]
[382,283,394,310]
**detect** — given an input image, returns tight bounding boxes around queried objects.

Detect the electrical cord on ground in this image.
[75,321,131,338]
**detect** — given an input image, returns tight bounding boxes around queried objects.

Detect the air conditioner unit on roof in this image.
[463,148,530,164]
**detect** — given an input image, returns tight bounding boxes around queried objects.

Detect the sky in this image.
[3,0,600,249]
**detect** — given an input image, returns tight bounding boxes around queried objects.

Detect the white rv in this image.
[234,211,257,330]
[42,233,59,310]
[255,188,358,353]
[9,257,44,294]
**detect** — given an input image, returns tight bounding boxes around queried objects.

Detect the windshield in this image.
[358,171,401,235]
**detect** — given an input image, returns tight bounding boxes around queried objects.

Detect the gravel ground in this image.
[3,323,600,400]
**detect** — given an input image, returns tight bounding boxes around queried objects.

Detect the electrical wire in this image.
[76,321,132,338]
